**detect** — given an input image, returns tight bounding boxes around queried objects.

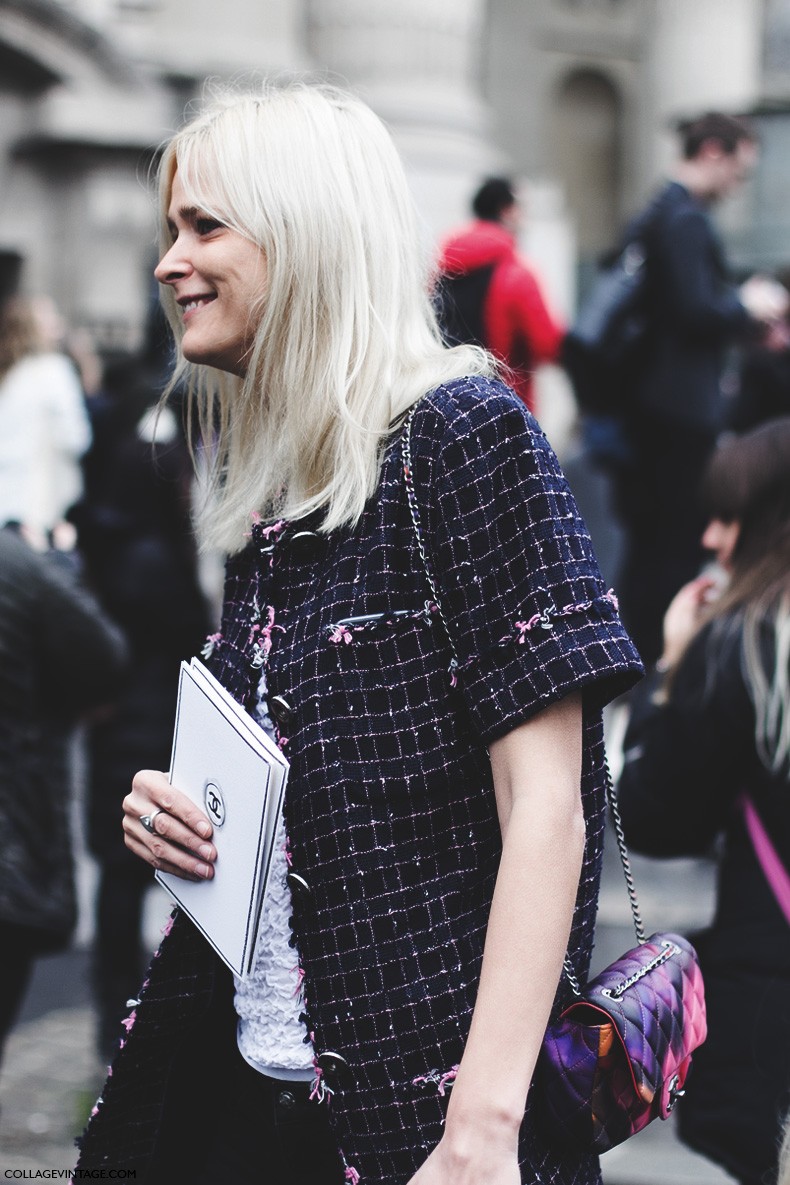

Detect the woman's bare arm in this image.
[408,691,585,1185]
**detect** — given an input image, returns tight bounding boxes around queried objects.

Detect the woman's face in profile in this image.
[155,170,267,377]
[702,516,740,571]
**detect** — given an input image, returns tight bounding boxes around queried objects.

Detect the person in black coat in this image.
[0,526,127,1068]
[71,355,212,1060]
[612,112,787,665]
[618,420,790,1185]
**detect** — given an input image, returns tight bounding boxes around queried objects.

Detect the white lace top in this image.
[233,676,314,1079]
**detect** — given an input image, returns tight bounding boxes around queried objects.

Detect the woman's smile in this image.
[179,294,218,322]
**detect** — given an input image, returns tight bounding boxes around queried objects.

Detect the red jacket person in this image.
[436,177,565,413]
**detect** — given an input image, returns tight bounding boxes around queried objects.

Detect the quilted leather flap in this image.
[571,932,707,1101]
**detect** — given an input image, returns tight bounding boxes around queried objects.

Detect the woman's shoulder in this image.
[2,352,82,404]
[412,374,540,449]
[420,373,530,418]
[11,351,72,380]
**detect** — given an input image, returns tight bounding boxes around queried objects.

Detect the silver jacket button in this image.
[286,871,312,904]
[268,694,294,726]
[316,1050,352,1085]
[288,530,321,559]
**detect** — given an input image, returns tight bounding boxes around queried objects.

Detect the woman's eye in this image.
[196,218,223,235]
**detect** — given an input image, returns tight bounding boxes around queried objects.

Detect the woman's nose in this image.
[701,521,718,551]
[154,243,191,284]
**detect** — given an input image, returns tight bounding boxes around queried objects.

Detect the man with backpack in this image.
[435,177,564,413]
[571,113,785,664]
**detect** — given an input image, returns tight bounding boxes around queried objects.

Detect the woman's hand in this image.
[407,1144,520,1185]
[660,575,719,670]
[123,769,217,881]
[406,1126,520,1185]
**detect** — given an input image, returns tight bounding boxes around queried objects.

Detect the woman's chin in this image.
[182,343,220,371]
[181,340,245,377]
[181,337,210,365]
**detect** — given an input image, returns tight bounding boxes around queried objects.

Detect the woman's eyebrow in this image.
[167,205,201,231]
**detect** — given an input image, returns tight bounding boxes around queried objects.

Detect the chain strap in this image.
[606,756,647,946]
[402,406,646,998]
[402,406,460,678]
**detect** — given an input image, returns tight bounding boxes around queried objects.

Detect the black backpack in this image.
[433,265,496,348]
[563,199,662,417]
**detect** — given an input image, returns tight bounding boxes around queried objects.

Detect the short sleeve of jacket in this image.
[409,378,643,742]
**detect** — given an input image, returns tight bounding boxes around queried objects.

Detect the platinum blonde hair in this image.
[742,599,790,776]
[157,82,494,552]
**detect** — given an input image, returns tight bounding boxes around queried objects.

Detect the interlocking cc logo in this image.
[204,780,226,828]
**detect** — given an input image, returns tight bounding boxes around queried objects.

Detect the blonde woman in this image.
[619,419,790,1185]
[76,84,641,1185]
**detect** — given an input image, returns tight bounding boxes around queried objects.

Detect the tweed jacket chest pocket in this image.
[328,601,438,664]
[329,601,449,706]
[323,596,477,798]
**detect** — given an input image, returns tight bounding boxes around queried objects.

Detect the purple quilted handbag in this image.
[533,778,708,1153]
[534,930,707,1151]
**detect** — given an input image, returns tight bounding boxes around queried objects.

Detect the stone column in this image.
[305,0,502,237]
[645,0,763,180]
[142,0,309,77]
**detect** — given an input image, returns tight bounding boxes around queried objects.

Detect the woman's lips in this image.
[181,294,217,322]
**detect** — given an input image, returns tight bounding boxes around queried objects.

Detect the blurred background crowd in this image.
[2,0,790,1181]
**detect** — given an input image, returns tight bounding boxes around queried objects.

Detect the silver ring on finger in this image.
[140,808,167,835]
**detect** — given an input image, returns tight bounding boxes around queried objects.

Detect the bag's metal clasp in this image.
[666,1073,686,1113]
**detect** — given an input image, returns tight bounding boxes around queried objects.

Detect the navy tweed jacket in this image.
[77,377,642,1183]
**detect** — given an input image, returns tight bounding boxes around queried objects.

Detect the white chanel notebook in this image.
[155,658,289,978]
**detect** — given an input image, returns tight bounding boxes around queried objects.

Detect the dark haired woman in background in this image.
[619,419,790,1185]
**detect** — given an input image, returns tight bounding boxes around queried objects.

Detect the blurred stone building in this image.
[1,0,789,354]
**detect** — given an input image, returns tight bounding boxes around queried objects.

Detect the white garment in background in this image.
[0,352,91,533]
